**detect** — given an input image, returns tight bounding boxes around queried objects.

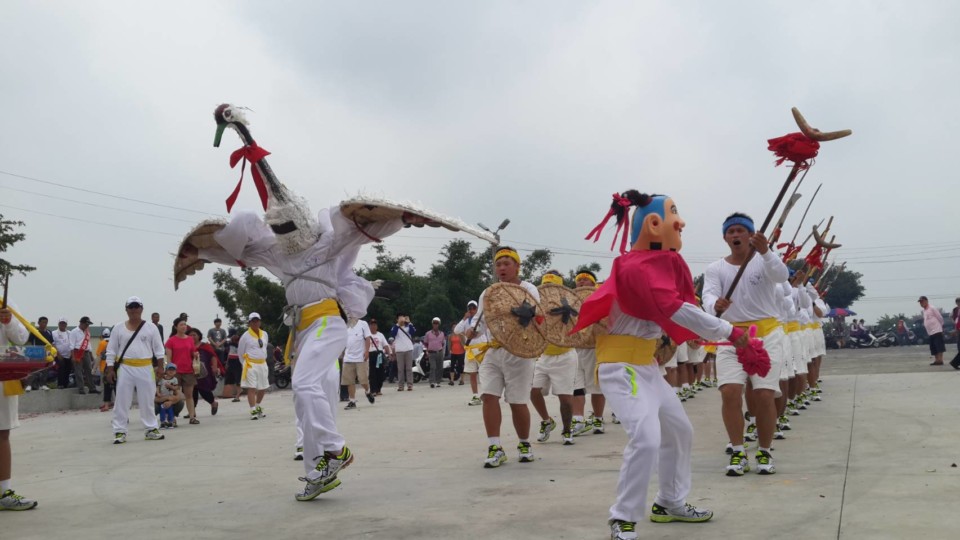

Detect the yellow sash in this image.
[283,299,341,365]
[703,345,717,354]
[731,317,781,338]
[122,358,153,368]
[785,321,801,333]
[595,335,658,367]
[543,344,572,356]
[242,353,266,382]
[465,341,501,363]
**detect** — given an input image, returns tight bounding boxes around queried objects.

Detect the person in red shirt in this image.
[165,318,199,424]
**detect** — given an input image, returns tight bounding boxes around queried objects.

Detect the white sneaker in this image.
[561,431,574,445]
[611,412,620,424]
[756,450,776,474]
[113,432,127,445]
[537,418,557,442]
[144,429,165,441]
[40,385,50,391]
[609,519,638,540]
[518,442,534,463]
[294,447,304,461]
[468,395,482,406]
[24,385,32,392]
[483,445,506,468]
[0,489,37,511]
[726,451,749,476]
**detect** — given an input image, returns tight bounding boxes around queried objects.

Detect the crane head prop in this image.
[213,104,319,255]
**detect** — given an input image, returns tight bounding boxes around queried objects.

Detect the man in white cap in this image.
[104,296,166,444]
[423,317,446,388]
[51,317,72,390]
[69,316,98,394]
[455,301,483,406]
[238,312,270,420]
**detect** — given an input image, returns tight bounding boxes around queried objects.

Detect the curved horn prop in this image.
[792,108,852,142]
[812,225,842,249]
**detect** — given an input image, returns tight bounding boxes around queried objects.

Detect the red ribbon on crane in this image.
[225,142,271,212]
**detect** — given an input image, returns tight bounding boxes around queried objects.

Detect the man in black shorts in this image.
[919,296,946,366]
[223,328,243,401]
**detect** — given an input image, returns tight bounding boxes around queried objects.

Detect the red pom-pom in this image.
[736,339,771,377]
[767,132,820,167]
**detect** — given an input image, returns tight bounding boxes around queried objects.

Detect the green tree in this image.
[520,248,553,283]
[822,268,865,309]
[358,244,430,330]
[0,216,37,280]
[212,268,288,345]
[566,262,603,287]
[874,312,907,333]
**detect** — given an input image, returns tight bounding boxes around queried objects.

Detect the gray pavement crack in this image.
[837,374,858,539]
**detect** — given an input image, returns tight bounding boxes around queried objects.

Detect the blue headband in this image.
[722,216,755,235]
[630,195,668,244]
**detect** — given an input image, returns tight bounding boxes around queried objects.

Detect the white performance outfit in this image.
[533,347,577,396]
[238,328,270,390]
[474,281,539,404]
[454,314,484,374]
[776,282,793,381]
[702,250,789,394]
[573,348,600,394]
[199,208,402,480]
[0,309,29,431]
[602,301,732,524]
[106,321,166,434]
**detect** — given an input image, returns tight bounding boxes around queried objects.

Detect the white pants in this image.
[111,364,159,434]
[600,363,692,523]
[291,315,347,480]
[574,348,601,394]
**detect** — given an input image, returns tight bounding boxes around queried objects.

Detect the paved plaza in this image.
[4,345,960,539]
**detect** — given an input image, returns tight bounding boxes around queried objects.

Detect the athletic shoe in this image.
[774,428,786,440]
[586,413,597,426]
[593,417,605,434]
[726,451,750,476]
[0,490,37,511]
[518,442,534,463]
[797,400,808,411]
[712,378,718,385]
[468,395,482,406]
[562,431,575,445]
[256,406,266,419]
[145,428,165,441]
[295,476,342,501]
[756,450,776,474]
[571,420,590,437]
[744,424,758,442]
[294,447,304,461]
[677,390,686,402]
[724,442,733,455]
[23,385,32,392]
[611,412,620,424]
[366,392,375,404]
[483,445,507,468]
[344,401,357,410]
[778,415,791,430]
[700,379,713,388]
[113,432,127,445]
[537,418,557,443]
[743,411,752,421]
[250,409,260,420]
[649,502,713,523]
[684,388,695,399]
[609,519,638,540]
[323,446,354,480]
[787,403,800,416]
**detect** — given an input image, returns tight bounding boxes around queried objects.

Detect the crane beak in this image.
[214,123,228,148]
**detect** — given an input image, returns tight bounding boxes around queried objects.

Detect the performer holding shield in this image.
[0,302,37,511]
[575,191,750,539]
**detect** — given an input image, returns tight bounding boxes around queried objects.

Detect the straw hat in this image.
[537,283,582,348]
[482,283,546,359]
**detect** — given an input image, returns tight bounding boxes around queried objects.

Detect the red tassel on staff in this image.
[767,133,820,168]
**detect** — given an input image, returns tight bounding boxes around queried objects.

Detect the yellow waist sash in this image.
[242,354,266,381]
[543,344,572,356]
[122,358,153,368]
[785,321,801,333]
[283,299,341,365]
[731,317,781,338]
[465,341,501,363]
[596,335,658,367]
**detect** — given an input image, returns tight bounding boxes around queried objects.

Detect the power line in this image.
[0,169,219,217]
[0,203,181,237]
[0,184,198,224]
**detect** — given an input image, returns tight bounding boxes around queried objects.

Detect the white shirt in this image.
[344,320,371,363]
[454,312,486,345]
[237,328,269,361]
[473,280,541,343]
[52,328,71,358]
[702,250,789,323]
[68,327,91,353]
[1,309,28,347]
[608,301,732,342]
[105,320,165,367]
[392,323,415,353]
[199,209,403,320]
[368,331,389,354]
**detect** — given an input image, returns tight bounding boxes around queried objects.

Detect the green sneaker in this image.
[483,445,506,468]
[0,489,37,511]
[726,451,750,476]
[609,519,638,539]
[744,423,758,442]
[518,441,534,463]
[537,418,557,442]
[756,450,776,474]
[592,417,605,434]
[650,502,713,523]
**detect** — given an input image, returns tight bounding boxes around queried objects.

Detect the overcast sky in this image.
[1,0,957,330]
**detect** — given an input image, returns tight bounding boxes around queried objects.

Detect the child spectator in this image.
[156,365,182,428]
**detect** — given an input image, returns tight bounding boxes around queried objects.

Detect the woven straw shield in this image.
[569,286,608,348]
[654,336,678,365]
[537,283,582,348]
[482,283,547,358]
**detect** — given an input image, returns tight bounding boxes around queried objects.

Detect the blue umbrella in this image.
[827,307,856,317]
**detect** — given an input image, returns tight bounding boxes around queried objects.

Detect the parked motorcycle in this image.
[274,361,291,389]
[412,351,451,383]
[847,333,880,348]
[876,332,897,348]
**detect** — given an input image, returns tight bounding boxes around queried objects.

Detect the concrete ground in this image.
[4,345,960,539]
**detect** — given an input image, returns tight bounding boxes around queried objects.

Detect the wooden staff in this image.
[722,108,851,303]
[1,272,8,309]
[787,183,822,246]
